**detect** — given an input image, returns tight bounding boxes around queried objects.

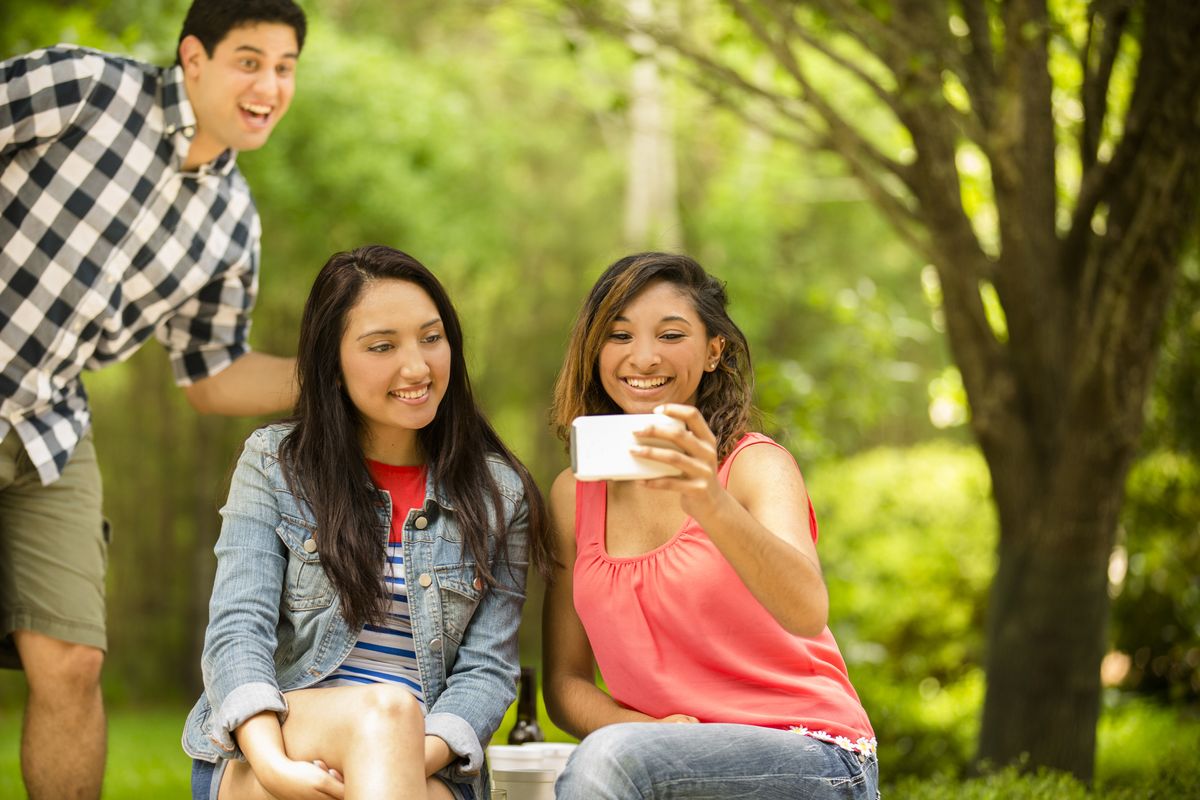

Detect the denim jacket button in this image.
[473,577,483,591]
[418,573,432,588]
[303,538,317,553]
[414,515,429,530]
[430,637,442,652]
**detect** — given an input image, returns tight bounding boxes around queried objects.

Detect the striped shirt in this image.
[321,462,427,701]
[1,45,260,484]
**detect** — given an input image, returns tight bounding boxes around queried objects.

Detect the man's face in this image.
[181,22,299,158]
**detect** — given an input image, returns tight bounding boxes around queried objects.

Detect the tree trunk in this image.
[977,420,1133,783]
[977,1,1200,778]
[624,0,681,250]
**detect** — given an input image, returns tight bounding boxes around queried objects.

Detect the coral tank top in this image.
[573,433,875,746]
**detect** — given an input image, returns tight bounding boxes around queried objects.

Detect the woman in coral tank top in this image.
[543,252,878,799]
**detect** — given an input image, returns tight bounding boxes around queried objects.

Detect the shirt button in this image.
[418,573,432,588]
[104,273,117,284]
[429,638,442,652]
[183,125,195,136]
[413,515,428,530]
[71,320,84,333]
[303,539,317,553]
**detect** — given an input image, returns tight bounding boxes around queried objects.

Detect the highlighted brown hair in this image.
[551,252,755,461]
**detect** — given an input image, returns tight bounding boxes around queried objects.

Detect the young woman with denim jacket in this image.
[183,245,549,800]
[544,253,879,799]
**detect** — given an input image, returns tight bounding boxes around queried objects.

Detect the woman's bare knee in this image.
[356,683,423,728]
[260,684,423,771]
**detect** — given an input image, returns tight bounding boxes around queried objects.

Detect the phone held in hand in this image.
[570,413,685,482]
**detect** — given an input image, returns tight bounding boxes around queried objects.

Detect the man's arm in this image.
[184,351,297,416]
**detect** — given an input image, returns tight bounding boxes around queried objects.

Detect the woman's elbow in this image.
[779,593,829,638]
[541,672,566,718]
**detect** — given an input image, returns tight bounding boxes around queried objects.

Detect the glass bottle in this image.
[507,666,545,744]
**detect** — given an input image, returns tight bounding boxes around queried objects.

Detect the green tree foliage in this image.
[561,0,1200,781]
[1144,248,1200,459]
[1,0,956,706]
[1107,247,1200,705]
[3,9,1195,796]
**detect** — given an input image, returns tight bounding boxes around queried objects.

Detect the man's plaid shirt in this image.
[1,45,261,485]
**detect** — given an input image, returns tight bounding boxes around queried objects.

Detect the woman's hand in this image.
[656,713,700,724]
[254,755,346,799]
[632,403,727,519]
[632,404,831,637]
[234,711,345,800]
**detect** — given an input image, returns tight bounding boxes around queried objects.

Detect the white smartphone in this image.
[570,413,685,482]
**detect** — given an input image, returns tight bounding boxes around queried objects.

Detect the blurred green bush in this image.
[807,441,995,779]
[889,698,1200,797]
[1110,450,1200,702]
[807,440,1200,783]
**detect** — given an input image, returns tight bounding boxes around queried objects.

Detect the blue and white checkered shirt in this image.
[1,45,261,485]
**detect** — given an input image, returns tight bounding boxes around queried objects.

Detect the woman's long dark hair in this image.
[551,252,756,462]
[281,245,549,630]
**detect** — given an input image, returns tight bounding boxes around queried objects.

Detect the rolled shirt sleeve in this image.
[159,236,258,386]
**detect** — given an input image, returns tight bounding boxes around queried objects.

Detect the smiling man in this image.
[0,1,305,797]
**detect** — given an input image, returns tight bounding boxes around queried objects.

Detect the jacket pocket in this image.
[433,565,482,645]
[276,514,335,612]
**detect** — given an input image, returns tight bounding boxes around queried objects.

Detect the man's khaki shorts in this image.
[0,429,108,670]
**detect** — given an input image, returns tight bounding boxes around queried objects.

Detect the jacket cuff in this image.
[426,711,484,776]
[211,681,288,757]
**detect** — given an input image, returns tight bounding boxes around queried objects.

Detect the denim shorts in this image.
[191,758,477,799]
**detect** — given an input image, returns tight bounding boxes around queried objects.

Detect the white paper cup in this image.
[491,767,556,800]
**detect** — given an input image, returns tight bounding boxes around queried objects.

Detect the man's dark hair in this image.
[176,0,307,63]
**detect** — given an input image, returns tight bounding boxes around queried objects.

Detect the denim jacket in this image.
[182,423,530,793]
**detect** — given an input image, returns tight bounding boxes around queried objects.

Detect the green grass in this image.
[0,705,193,799]
[0,697,1195,798]
[0,692,571,798]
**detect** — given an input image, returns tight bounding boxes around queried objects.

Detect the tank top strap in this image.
[717,432,785,485]
[717,432,818,543]
[574,478,607,549]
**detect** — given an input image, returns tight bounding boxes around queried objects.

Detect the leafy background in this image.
[0,1,1196,796]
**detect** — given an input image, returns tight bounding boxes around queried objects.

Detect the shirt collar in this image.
[159,64,238,177]
[160,65,195,137]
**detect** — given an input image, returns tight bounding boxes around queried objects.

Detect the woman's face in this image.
[598,280,723,414]
[339,279,451,463]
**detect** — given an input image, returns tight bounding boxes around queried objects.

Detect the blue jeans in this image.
[555,723,880,799]
[191,759,225,800]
